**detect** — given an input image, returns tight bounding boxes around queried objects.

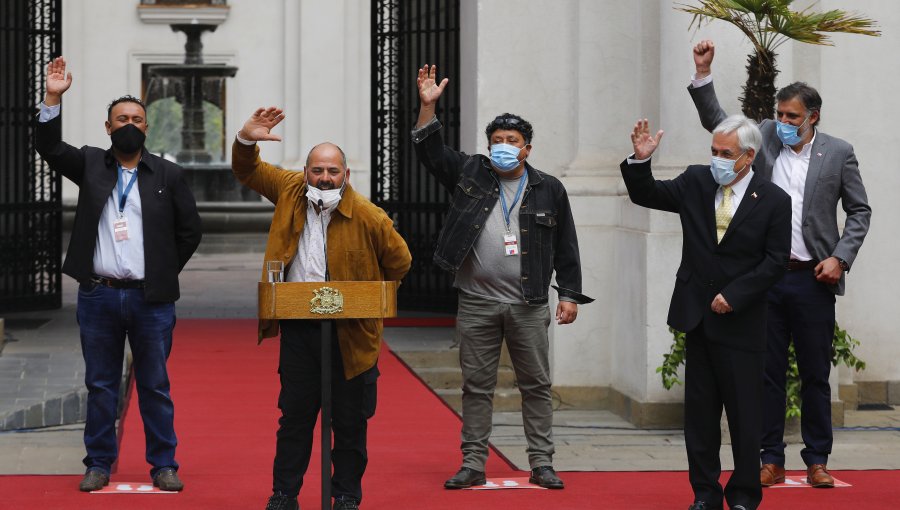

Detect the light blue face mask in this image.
[775,115,809,146]
[710,152,746,185]
[489,143,523,172]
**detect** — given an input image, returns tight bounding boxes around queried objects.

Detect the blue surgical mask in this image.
[775,116,809,146]
[710,152,746,185]
[490,143,523,172]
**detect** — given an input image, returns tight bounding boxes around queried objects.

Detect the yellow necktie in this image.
[715,186,733,243]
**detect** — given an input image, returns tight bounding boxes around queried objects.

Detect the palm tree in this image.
[677,0,880,121]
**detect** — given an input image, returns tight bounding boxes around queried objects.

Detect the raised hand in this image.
[45,56,73,105]
[693,40,715,79]
[417,64,448,107]
[630,119,664,160]
[238,107,285,142]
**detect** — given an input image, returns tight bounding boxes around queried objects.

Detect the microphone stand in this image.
[318,198,333,510]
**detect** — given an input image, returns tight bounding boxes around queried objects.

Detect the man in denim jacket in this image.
[411,65,592,490]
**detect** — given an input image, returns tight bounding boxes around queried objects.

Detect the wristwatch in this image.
[836,257,850,272]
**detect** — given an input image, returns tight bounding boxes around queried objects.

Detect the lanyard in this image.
[116,165,138,216]
[497,171,528,233]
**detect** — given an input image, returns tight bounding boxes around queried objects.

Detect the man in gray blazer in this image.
[688,40,871,489]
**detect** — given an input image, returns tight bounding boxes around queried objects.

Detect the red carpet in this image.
[1,319,898,509]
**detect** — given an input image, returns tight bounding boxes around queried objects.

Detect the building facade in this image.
[59,0,900,424]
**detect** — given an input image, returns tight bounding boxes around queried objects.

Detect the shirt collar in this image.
[725,169,754,200]
[782,129,817,156]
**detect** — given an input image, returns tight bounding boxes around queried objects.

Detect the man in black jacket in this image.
[621,116,790,510]
[34,57,202,492]
[411,65,592,490]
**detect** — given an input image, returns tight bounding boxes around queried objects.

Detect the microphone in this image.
[318,199,330,281]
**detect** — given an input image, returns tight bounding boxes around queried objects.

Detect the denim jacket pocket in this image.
[534,213,557,227]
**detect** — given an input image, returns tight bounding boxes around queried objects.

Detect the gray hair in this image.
[713,114,762,153]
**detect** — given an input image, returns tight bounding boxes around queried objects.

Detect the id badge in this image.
[503,233,519,256]
[114,217,129,241]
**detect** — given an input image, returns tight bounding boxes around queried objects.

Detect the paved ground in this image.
[2,252,899,477]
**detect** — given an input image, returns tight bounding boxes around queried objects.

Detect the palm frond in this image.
[677,0,880,52]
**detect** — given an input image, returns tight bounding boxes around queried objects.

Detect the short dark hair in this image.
[107,95,146,120]
[776,82,822,126]
[485,113,533,144]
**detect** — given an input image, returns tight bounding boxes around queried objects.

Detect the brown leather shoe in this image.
[807,464,835,488]
[78,468,109,492]
[760,463,786,487]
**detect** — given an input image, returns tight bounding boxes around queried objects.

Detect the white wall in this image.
[60,0,371,201]
[818,0,899,382]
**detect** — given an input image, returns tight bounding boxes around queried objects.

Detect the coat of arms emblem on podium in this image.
[310,287,344,315]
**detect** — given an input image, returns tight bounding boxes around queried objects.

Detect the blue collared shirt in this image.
[40,103,145,279]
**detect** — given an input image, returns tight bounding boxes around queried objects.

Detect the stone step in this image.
[434,388,523,414]
[393,349,460,368]
[393,346,513,369]
[414,366,516,390]
[393,345,521,412]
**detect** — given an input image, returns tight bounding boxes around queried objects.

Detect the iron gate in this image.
[0,0,63,311]
[372,0,460,312]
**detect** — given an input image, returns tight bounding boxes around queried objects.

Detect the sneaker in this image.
[78,468,110,492]
[265,492,299,510]
[333,496,360,510]
[152,467,184,491]
[443,466,486,489]
[529,465,564,489]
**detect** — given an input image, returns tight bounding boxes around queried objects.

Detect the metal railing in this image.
[372,0,460,312]
[0,0,63,311]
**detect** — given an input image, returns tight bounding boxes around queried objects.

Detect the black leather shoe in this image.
[266,492,299,510]
[78,468,109,492]
[333,496,360,510]
[444,467,486,489]
[152,467,184,491]
[529,466,564,489]
[687,502,722,510]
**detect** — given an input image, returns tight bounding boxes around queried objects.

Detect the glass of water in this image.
[266,260,284,283]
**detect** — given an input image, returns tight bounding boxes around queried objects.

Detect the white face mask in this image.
[306,173,346,210]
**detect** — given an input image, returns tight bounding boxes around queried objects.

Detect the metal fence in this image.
[0,0,62,311]
[371,0,460,312]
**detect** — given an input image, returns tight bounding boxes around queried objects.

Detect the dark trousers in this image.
[77,283,177,476]
[273,320,378,501]
[685,326,763,510]
[761,269,835,467]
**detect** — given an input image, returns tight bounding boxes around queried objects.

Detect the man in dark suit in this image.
[621,116,791,510]
[34,57,202,492]
[689,41,872,488]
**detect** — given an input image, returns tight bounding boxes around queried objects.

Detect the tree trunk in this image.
[740,49,779,123]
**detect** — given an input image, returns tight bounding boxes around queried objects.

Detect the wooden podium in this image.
[258,280,399,509]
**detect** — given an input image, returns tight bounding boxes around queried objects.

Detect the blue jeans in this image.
[77,282,178,476]
[761,269,836,467]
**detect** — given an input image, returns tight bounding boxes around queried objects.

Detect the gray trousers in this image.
[456,291,554,470]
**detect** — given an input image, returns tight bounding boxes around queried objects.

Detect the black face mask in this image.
[110,124,146,155]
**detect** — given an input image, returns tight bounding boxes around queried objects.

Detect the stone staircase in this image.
[393,344,523,413]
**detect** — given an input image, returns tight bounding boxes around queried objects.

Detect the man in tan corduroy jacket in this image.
[231,106,411,510]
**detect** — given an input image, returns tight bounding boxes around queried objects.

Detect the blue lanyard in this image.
[497,172,528,233]
[116,165,138,216]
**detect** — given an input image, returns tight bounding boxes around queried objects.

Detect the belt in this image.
[90,275,145,289]
[786,259,818,271]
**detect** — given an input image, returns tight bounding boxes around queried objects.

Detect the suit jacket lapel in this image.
[721,172,764,244]
[801,133,828,221]
[702,172,719,247]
